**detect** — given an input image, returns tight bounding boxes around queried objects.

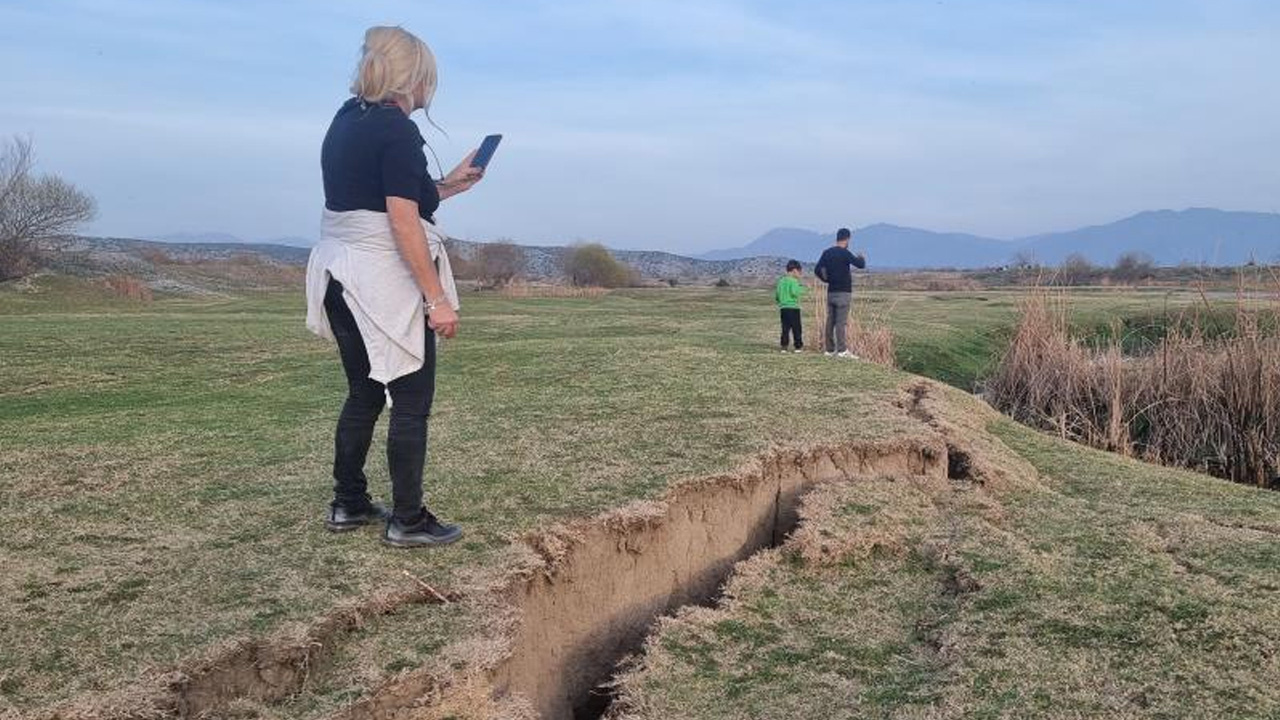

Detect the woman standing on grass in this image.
[305,26,483,548]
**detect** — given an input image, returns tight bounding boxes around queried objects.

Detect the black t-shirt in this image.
[321,98,440,221]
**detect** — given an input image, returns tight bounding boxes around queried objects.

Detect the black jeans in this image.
[780,308,803,350]
[324,278,436,523]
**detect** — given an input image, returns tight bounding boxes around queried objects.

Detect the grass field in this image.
[2,276,1275,719]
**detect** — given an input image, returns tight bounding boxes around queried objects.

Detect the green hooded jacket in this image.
[775,274,805,309]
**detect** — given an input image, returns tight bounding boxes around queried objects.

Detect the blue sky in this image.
[1,0,1277,252]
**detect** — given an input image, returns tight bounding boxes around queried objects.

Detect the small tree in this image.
[1010,250,1039,270]
[563,243,635,288]
[1112,251,1155,283]
[1059,253,1094,286]
[473,240,524,288]
[0,136,96,280]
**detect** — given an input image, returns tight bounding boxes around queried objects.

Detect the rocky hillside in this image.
[445,239,791,282]
[40,236,791,292]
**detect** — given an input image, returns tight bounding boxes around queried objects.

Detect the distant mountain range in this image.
[144,207,1279,275]
[701,209,1280,268]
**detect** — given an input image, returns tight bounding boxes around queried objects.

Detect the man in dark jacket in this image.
[814,227,867,357]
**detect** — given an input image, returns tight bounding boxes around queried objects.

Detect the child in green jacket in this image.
[775,260,805,352]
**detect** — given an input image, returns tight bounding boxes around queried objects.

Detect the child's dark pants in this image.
[780,308,803,350]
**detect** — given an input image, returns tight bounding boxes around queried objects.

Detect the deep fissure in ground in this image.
[483,437,951,719]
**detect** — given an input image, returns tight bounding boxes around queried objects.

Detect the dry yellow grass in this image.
[807,279,896,366]
[498,280,609,299]
[986,287,1280,487]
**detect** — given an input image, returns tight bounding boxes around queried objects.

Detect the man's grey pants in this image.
[825,291,851,353]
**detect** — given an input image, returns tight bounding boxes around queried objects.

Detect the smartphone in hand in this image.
[470,134,502,169]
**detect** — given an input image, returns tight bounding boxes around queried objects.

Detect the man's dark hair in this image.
[836,228,852,241]
[785,259,802,272]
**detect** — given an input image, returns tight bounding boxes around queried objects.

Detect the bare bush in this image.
[103,274,153,301]
[1058,253,1095,286]
[473,240,524,288]
[563,243,636,288]
[986,288,1280,488]
[1010,250,1039,270]
[0,136,96,280]
[1112,251,1155,283]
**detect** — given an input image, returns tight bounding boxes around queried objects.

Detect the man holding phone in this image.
[814,227,867,358]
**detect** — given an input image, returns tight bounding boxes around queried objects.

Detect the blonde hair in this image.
[350,26,437,112]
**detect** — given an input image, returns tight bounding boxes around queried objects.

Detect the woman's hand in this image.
[437,150,484,200]
[428,300,460,339]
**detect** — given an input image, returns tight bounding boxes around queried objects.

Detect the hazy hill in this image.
[1019,208,1280,266]
[701,225,1013,268]
[703,209,1280,268]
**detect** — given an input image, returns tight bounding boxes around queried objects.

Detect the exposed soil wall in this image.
[487,437,947,718]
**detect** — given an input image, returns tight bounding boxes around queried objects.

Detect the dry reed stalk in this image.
[987,286,1280,488]
[805,279,896,367]
[103,274,153,302]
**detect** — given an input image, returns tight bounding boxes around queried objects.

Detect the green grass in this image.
[2,278,1273,717]
[0,281,917,713]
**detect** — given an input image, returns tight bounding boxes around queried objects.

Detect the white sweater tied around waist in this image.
[305,209,460,384]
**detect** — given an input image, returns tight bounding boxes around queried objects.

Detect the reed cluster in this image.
[986,288,1279,488]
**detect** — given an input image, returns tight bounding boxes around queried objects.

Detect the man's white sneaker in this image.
[837,350,860,359]
[824,351,836,357]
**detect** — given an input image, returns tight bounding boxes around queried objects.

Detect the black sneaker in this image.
[383,509,463,548]
[325,501,391,532]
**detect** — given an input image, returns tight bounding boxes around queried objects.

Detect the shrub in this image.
[1058,253,1095,286]
[103,274,153,302]
[563,243,635,288]
[473,241,525,288]
[1112,251,1155,283]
